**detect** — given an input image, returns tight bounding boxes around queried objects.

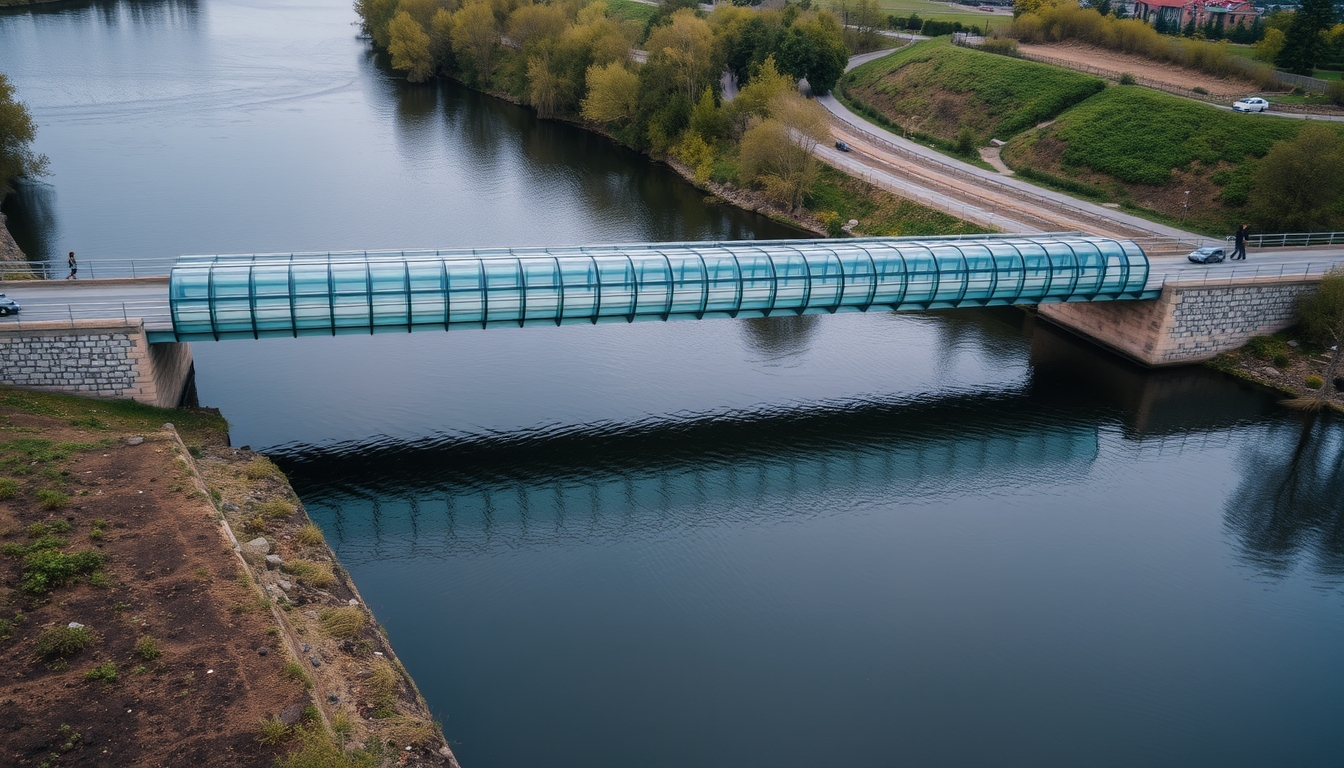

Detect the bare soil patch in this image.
[0,415,300,767]
[1018,42,1256,101]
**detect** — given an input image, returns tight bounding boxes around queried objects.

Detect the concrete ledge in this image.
[0,276,169,288]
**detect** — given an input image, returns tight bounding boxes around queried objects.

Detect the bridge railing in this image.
[1229,232,1344,250]
[1148,259,1344,290]
[0,301,173,330]
[0,258,177,281]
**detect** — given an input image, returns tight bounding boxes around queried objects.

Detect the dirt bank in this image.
[0,387,456,767]
[0,212,22,263]
[1208,334,1344,412]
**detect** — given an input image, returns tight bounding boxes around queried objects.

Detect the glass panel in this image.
[559,256,598,319]
[802,249,842,310]
[522,259,560,322]
[960,245,995,302]
[869,247,908,308]
[931,246,967,303]
[987,243,1025,301]
[1043,243,1077,297]
[737,252,774,312]
[445,261,484,325]
[667,253,706,315]
[594,256,635,318]
[483,260,522,323]
[701,252,739,314]
[771,252,808,312]
[897,246,937,305]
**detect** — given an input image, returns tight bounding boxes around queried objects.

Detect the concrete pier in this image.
[0,319,193,407]
[1038,275,1319,367]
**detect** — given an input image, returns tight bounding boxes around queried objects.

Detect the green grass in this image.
[604,0,655,24]
[34,625,92,659]
[841,38,1105,144]
[83,661,118,684]
[828,0,1007,29]
[1036,86,1308,186]
[0,386,227,444]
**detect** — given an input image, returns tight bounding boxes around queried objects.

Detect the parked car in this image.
[1187,246,1226,264]
[0,294,20,316]
[835,140,852,152]
[1232,97,1269,113]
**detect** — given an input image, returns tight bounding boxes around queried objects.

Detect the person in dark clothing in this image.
[66,251,77,279]
[1232,225,1249,260]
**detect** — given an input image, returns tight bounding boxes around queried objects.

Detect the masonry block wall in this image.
[0,320,192,407]
[1038,276,1318,366]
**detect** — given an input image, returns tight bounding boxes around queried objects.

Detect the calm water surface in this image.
[3,2,1344,766]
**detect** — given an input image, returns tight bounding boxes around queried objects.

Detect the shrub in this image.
[34,625,92,659]
[23,549,105,594]
[259,499,296,519]
[954,125,977,155]
[25,522,48,538]
[1118,72,1136,85]
[274,724,378,768]
[257,716,290,746]
[0,478,17,499]
[285,559,335,588]
[0,617,12,640]
[135,635,161,661]
[1246,334,1289,360]
[320,606,366,638]
[1191,86,1209,95]
[83,662,117,684]
[980,37,1019,57]
[283,661,313,689]
[244,457,278,480]
[242,515,268,535]
[1305,375,1325,389]
[366,658,399,715]
[296,524,325,547]
[1328,81,1344,108]
[1273,352,1291,368]
[36,490,70,510]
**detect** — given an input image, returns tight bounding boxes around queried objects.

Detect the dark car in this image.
[835,140,852,152]
[1187,246,1225,264]
[0,294,19,316]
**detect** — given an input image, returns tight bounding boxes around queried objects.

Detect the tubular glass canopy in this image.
[166,235,1150,341]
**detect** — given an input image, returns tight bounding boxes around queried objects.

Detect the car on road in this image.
[0,294,20,316]
[1232,97,1269,113]
[1187,246,1226,264]
[835,140,852,152]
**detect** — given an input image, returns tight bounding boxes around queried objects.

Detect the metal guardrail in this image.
[0,257,177,281]
[1226,231,1344,249]
[1148,259,1344,291]
[0,301,173,330]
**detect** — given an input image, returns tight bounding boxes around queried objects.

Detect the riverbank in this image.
[0,212,22,263]
[0,386,456,767]
[1209,333,1344,412]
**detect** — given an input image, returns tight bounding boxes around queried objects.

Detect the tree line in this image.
[355,0,852,212]
[0,73,47,197]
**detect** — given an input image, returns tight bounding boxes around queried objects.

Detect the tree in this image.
[1248,123,1344,233]
[507,3,568,47]
[451,0,502,86]
[1254,27,1286,62]
[389,12,436,82]
[1013,0,1061,18]
[1276,0,1336,74]
[737,92,829,212]
[776,14,848,95]
[429,8,456,71]
[645,10,717,104]
[0,74,49,196]
[1295,269,1344,403]
[581,62,639,124]
[527,56,567,118]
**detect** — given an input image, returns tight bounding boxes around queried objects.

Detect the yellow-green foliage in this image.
[243,457,278,481]
[296,523,325,547]
[285,559,335,588]
[258,498,297,519]
[320,606,366,638]
[0,478,17,499]
[366,658,399,713]
[257,716,290,746]
[274,725,377,768]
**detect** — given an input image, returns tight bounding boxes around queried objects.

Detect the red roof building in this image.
[1133,0,1259,29]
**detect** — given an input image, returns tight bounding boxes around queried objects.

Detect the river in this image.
[3,1,1344,766]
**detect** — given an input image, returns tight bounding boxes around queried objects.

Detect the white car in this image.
[1233,97,1269,113]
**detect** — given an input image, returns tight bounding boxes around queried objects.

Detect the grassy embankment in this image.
[837,38,1105,169]
[839,39,1344,235]
[852,0,1008,31]
[604,0,656,25]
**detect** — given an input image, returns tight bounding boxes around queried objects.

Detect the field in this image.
[605,0,656,24]
[826,0,1011,30]
[841,38,1105,144]
[1001,85,1342,232]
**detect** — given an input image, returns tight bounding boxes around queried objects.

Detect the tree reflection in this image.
[1224,414,1344,578]
[1,180,59,270]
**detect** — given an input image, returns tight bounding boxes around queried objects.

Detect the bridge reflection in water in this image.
[165,235,1151,341]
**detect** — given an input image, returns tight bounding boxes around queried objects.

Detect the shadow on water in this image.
[0,0,200,26]
[1224,413,1344,579]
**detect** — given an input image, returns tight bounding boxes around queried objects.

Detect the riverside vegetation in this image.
[356,0,986,236]
[839,37,1344,235]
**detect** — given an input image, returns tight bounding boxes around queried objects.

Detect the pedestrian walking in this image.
[66,251,77,279]
[1232,225,1249,260]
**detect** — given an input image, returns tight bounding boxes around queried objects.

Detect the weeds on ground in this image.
[34,625,92,659]
[295,524,325,547]
[284,559,334,588]
[244,457,279,481]
[36,490,70,510]
[89,519,107,541]
[274,724,378,768]
[319,606,365,638]
[135,635,160,660]
[82,662,117,684]
[22,549,105,594]
[258,498,296,519]
[0,478,17,499]
[257,716,290,746]
[366,658,399,716]
[283,661,312,689]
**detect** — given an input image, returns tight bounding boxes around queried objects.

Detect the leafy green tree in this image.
[688,87,727,141]
[527,55,566,118]
[359,0,401,47]
[645,10,717,104]
[776,14,848,95]
[737,92,829,212]
[1295,269,1344,402]
[1249,123,1344,233]
[389,12,436,82]
[429,8,456,71]
[0,74,48,196]
[1254,26,1286,62]
[1276,0,1336,74]
[452,0,502,86]
[581,61,639,124]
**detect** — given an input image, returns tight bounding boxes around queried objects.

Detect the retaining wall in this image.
[1038,276,1317,366]
[0,319,192,407]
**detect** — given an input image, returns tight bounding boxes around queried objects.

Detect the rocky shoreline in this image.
[0,212,23,263]
[1208,337,1344,413]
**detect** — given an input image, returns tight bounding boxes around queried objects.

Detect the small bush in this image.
[0,542,24,557]
[1246,335,1290,362]
[34,625,92,659]
[36,490,70,510]
[274,724,377,768]
[23,549,106,594]
[244,457,278,481]
[1328,80,1344,108]
[283,660,313,689]
[242,515,269,535]
[25,522,48,538]
[0,478,17,499]
[1118,72,1136,85]
[366,659,399,714]
[1273,352,1291,368]
[320,607,366,638]
[296,524,325,547]
[1305,375,1324,389]
[257,716,290,746]
[1191,86,1208,95]
[954,125,977,156]
[258,498,296,519]
[83,661,117,684]
[285,559,335,588]
[979,37,1019,57]
[135,635,161,661]
[0,617,12,640]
